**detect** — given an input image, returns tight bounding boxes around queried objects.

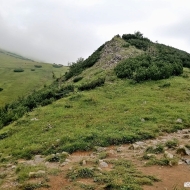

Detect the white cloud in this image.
[0,0,190,64]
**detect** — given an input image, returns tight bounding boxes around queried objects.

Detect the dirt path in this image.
[1,129,190,190]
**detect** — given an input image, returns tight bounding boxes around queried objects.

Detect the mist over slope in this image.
[0,48,68,106]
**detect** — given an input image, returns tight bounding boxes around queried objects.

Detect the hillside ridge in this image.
[1,33,190,189]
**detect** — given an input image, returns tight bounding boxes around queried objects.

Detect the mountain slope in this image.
[0,49,68,106]
[0,33,190,189]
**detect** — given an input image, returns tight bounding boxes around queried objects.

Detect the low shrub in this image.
[0,132,9,140]
[145,157,178,166]
[0,84,74,129]
[73,76,83,83]
[45,153,67,163]
[115,55,183,82]
[165,139,178,149]
[0,88,3,92]
[78,78,105,91]
[158,82,171,88]
[31,69,35,71]
[67,167,94,181]
[34,65,42,68]
[145,144,164,154]
[14,68,24,72]
[52,64,63,68]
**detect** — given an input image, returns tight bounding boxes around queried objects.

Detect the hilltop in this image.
[0,49,68,106]
[0,33,190,189]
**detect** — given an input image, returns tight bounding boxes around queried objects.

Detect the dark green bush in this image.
[115,55,183,82]
[0,132,9,140]
[14,68,24,72]
[122,32,151,51]
[52,64,63,68]
[165,139,178,148]
[34,65,42,68]
[0,84,74,129]
[128,39,149,51]
[73,76,83,83]
[145,144,164,154]
[0,88,3,92]
[78,78,105,91]
[31,69,35,71]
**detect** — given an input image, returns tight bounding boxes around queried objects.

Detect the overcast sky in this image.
[0,0,190,65]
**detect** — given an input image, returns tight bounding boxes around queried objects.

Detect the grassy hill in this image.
[0,33,190,189]
[0,49,68,106]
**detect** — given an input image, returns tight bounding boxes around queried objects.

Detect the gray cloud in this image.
[0,0,190,65]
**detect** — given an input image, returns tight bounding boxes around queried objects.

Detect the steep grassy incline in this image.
[1,68,190,158]
[0,49,68,106]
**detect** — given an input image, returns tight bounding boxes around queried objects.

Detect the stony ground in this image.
[1,128,190,190]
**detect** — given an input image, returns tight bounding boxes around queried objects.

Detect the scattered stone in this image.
[182,134,190,139]
[11,165,16,169]
[181,158,190,165]
[184,147,190,155]
[109,150,115,154]
[60,162,68,166]
[95,146,107,152]
[176,145,190,155]
[141,118,145,122]
[129,142,146,150]
[116,147,123,152]
[29,170,45,178]
[146,154,156,158]
[185,159,190,165]
[65,159,71,162]
[181,129,190,134]
[62,151,69,156]
[164,151,174,159]
[178,160,184,165]
[82,160,87,165]
[99,160,108,168]
[135,141,146,146]
[34,155,45,164]
[31,118,39,121]
[176,118,182,123]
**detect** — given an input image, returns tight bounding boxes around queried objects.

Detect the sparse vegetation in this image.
[73,76,83,82]
[145,144,164,154]
[165,139,179,149]
[14,68,24,72]
[145,156,178,166]
[67,167,94,180]
[34,65,42,68]
[78,77,105,91]
[52,63,63,68]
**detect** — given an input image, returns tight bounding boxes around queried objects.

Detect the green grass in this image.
[0,68,190,159]
[67,159,159,190]
[0,49,68,106]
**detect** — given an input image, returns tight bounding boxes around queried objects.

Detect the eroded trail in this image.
[1,129,190,190]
